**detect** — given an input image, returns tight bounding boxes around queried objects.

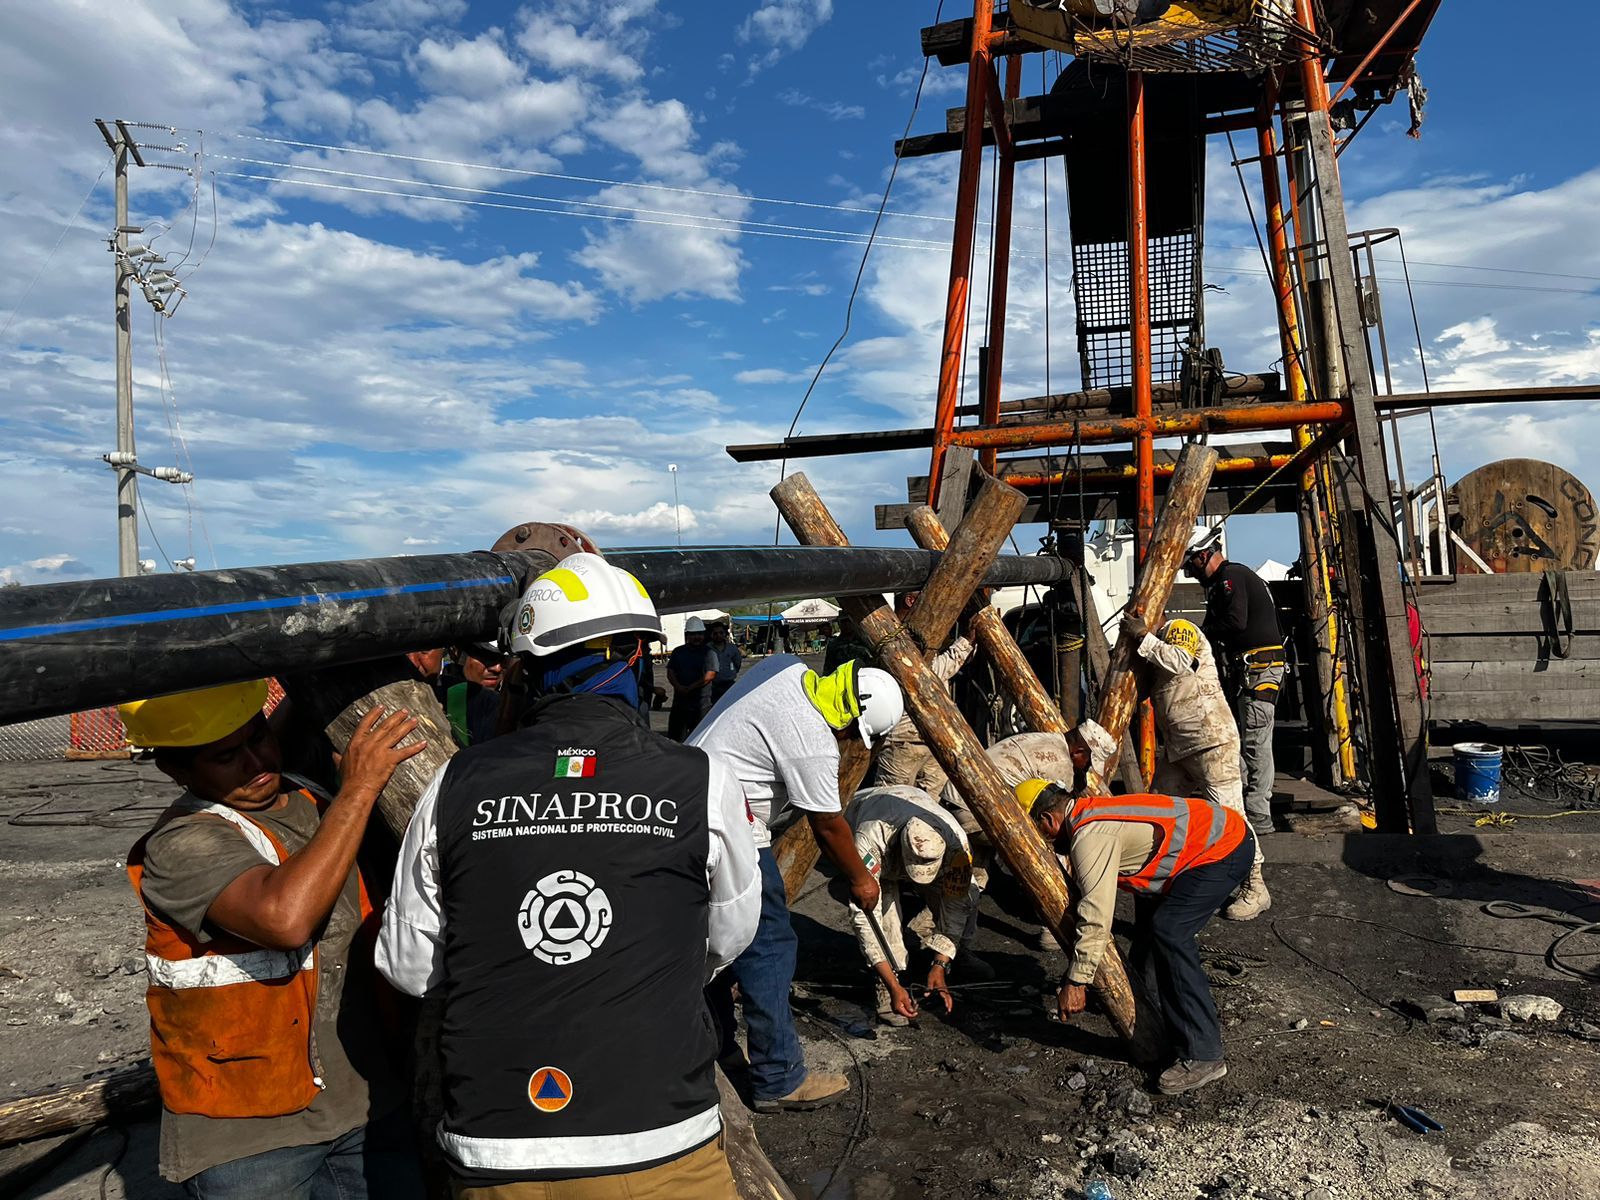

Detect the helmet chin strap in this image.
[539,638,644,699]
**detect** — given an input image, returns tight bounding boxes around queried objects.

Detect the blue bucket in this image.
[1453,743,1503,807]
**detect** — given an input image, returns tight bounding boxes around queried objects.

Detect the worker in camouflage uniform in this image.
[1121,612,1270,921]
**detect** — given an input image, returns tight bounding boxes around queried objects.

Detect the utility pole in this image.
[668,463,682,546]
[95,119,193,577]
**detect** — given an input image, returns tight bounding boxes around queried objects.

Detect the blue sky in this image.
[1,0,1597,585]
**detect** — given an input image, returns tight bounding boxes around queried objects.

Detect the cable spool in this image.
[1449,459,1598,574]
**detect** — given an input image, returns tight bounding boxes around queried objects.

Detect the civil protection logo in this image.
[517,869,613,965]
[528,1066,573,1113]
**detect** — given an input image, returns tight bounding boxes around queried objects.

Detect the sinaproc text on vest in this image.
[472,792,680,840]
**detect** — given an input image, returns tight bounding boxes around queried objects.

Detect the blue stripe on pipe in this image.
[0,575,517,643]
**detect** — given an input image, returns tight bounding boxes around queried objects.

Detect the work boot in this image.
[1223,865,1272,922]
[753,1071,851,1113]
[874,981,910,1027]
[1157,1058,1228,1096]
[1037,925,1061,953]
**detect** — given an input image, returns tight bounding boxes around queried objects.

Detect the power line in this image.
[212,129,1600,288]
[0,156,111,344]
[212,169,1600,297]
[214,170,958,251]
[214,129,958,226]
[212,154,952,250]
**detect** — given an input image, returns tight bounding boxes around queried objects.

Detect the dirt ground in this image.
[2,752,1599,1200]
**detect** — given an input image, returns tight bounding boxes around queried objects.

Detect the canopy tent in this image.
[780,598,841,624]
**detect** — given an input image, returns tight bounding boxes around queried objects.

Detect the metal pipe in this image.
[1128,71,1155,567]
[1126,69,1158,782]
[999,453,1297,490]
[928,0,994,507]
[949,399,1352,451]
[0,544,1068,725]
[979,54,1022,475]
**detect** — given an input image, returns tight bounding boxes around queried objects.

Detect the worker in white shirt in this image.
[834,786,974,1026]
[1121,612,1270,921]
[875,593,974,795]
[690,655,903,1112]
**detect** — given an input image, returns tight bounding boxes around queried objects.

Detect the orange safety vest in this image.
[126,790,373,1119]
[1068,793,1247,894]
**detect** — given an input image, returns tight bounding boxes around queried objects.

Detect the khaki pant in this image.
[875,739,949,797]
[451,1137,737,1200]
[1152,743,1262,866]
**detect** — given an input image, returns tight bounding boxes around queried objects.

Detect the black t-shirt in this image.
[1200,560,1282,654]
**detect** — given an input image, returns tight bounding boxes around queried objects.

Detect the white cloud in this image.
[566,501,695,535]
[0,553,92,586]
[777,88,864,121]
[410,33,524,98]
[735,367,809,385]
[737,0,834,76]
[516,14,643,82]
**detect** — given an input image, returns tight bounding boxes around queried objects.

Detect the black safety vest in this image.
[432,693,716,1180]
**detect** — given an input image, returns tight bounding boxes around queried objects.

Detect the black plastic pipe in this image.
[0,544,1065,724]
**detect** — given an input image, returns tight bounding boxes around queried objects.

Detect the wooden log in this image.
[288,661,794,1200]
[773,471,1026,901]
[1073,567,1146,793]
[772,473,1161,1062]
[1095,445,1220,774]
[0,1062,157,1148]
[904,505,1071,737]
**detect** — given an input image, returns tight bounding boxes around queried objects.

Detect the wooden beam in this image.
[1072,558,1146,794]
[0,1063,157,1148]
[1300,112,1434,833]
[772,469,1026,900]
[771,473,1161,1061]
[904,505,1071,737]
[1091,444,1221,776]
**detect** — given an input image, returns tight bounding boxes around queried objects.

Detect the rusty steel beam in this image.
[928,0,995,507]
[724,386,1600,464]
[999,452,1298,490]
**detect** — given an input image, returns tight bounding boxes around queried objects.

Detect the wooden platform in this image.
[1416,572,1600,723]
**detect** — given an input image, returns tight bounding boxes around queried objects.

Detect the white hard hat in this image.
[684,616,706,634]
[510,552,663,657]
[855,667,904,748]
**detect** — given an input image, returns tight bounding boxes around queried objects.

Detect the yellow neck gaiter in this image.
[803,660,861,731]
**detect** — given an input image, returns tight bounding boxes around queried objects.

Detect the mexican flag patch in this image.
[555,753,596,778]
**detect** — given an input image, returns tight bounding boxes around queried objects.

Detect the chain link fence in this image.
[0,682,287,763]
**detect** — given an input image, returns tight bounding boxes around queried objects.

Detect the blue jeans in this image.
[713,848,807,1102]
[1131,834,1256,1063]
[184,1106,423,1199]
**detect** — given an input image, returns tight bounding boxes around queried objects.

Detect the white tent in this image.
[1254,558,1293,583]
[780,598,841,624]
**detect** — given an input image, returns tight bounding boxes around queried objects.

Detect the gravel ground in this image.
[2,746,1599,1199]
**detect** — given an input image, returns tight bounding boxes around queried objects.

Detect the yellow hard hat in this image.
[118,680,270,749]
[1013,777,1059,816]
[1161,619,1202,658]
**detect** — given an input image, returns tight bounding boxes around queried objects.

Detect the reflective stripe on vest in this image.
[145,797,315,987]
[1068,794,1245,893]
[146,943,314,989]
[438,1104,722,1174]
